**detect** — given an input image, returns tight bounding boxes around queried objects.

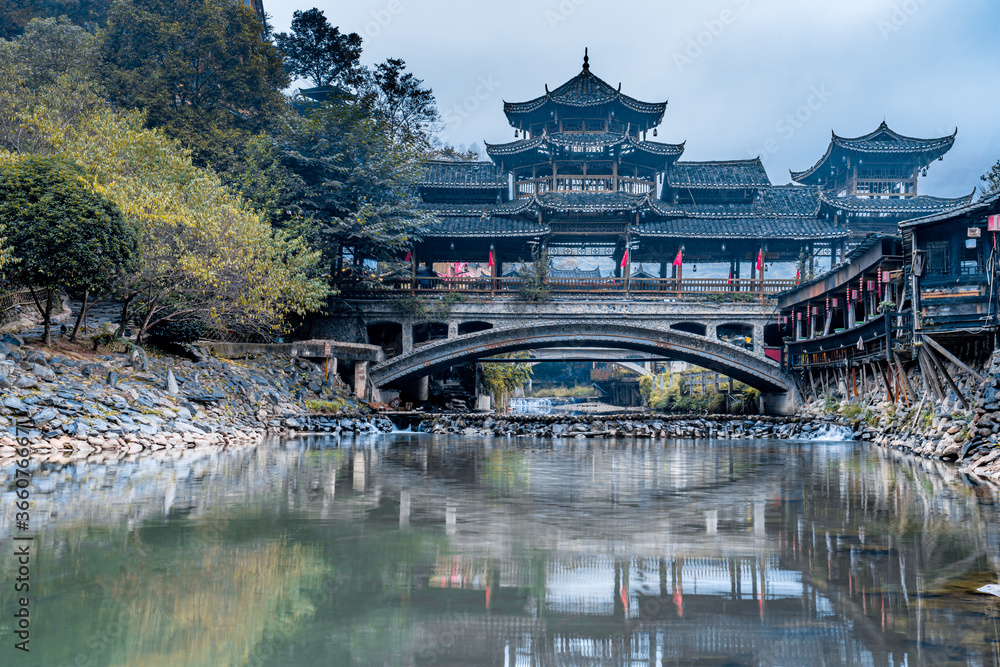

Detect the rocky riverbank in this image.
[797,349,1000,484]
[410,413,848,440]
[0,334,391,462]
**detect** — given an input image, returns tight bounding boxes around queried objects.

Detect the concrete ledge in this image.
[292,340,384,363]
[197,340,384,363]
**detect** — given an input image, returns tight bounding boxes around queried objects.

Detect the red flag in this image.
[488,251,494,268]
[404,251,412,262]
[728,268,733,285]
[620,247,629,269]
[673,249,683,267]
[756,249,763,272]
[795,267,800,284]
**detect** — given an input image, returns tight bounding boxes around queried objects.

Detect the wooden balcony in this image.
[341,276,798,300]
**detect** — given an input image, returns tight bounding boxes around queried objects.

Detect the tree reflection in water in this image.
[1,434,998,666]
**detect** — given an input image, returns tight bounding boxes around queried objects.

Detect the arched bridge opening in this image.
[370,322,798,412]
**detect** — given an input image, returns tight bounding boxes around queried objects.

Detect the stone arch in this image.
[671,322,707,336]
[716,322,754,350]
[372,322,796,401]
[458,321,494,336]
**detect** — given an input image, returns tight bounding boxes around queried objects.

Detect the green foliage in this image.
[822,393,839,415]
[0,0,109,40]
[393,296,428,321]
[0,153,138,345]
[359,58,439,148]
[101,0,288,172]
[518,249,550,302]
[702,293,759,304]
[0,16,99,85]
[275,9,362,89]
[532,385,596,398]
[305,398,349,413]
[480,352,533,411]
[841,402,864,421]
[90,322,130,352]
[982,159,1000,195]
[242,101,432,275]
[0,75,327,342]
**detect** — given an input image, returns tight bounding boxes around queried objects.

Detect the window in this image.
[961,238,984,277]
[925,240,951,276]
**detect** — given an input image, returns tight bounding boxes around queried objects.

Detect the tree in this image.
[274,8,362,90]
[240,101,433,282]
[480,353,533,412]
[0,16,100,85]
[0,154,138,346]
[0,75,327,343]
[982,160,1000,195]
[0,0,109,40]
[101,0,289,172]
[360,58,439,147]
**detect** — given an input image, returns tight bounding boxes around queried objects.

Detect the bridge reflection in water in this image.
[7,435,999,666]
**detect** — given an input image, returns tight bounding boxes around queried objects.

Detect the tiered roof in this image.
[638,185,836,241]
[485,132,683,171]
[900,190,1000,229]
[650,185,821,219]
[503,51,667,131]
[631,216,844,241]
[791,122,957,187]
[819,191,975,217]
[665,159,770,191]
[419,161,508,204]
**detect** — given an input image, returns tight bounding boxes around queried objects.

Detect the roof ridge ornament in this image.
[583,48,590,71]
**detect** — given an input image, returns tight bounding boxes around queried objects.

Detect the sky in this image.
[266,0,1000,198]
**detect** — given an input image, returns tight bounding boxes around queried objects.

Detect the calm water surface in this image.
[2,434,1000,666]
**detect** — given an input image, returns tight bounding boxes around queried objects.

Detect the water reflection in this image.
[1,435,999,666]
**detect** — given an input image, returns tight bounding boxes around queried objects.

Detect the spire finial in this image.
[583,48,590,71]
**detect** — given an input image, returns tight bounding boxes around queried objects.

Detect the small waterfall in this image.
[803,423,856,442]
[510,398,554,415]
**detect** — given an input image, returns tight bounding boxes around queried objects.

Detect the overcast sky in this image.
[267,0,1000,199]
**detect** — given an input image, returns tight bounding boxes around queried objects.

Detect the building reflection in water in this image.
[2,433,999,666]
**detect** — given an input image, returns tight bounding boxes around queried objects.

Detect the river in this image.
[1,433,999,666]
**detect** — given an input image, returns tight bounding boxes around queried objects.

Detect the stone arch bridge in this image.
[317,299,800,414]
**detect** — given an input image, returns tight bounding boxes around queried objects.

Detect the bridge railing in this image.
[342,277,798,299]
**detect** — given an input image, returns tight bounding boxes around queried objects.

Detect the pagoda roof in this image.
[416,202,492,217]
[420,160,507,190]
[820,191,975,217]
[632,216,845,241]
[503,52,667,129]
[666,159,771,190]
[650,185,821,219]
[791,122,957,186]
[485,132,683,172]
[534,191,647,213]
[900,191,1000,229]
[422,216,549,239]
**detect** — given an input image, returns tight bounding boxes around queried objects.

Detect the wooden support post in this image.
[924,343,969,409]
[917,348,944,402]
[808,368,818,398]
[878,362,894,403]
[922,335,986,384]
[894,359,914,403]
[851,366,857,398]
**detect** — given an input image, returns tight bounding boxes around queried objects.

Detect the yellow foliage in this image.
[0,75,326,335]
